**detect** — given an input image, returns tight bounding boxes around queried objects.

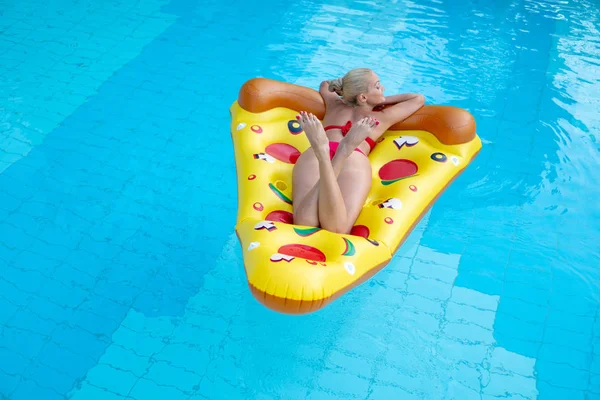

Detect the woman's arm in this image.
[319,81,341,103]
[376,94,425,126]
[379,93,424,106]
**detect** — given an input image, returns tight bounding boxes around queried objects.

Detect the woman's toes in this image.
[300,111,309,124]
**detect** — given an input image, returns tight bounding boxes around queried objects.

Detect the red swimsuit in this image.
[323,120,377,159]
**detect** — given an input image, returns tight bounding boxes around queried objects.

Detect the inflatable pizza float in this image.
[229,78,481,314]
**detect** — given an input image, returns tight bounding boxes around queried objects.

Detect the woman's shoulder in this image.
[323,99,350,115]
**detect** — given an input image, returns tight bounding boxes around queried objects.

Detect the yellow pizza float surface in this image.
[230,78,481,314]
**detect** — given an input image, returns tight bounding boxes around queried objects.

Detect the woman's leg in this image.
[292,147,350,227]
[335,155,373,234]
[293,112,376,233]
[293,151,373,234]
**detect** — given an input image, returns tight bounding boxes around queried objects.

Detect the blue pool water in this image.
[1,0,599,398]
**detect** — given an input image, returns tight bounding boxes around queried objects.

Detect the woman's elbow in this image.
[405,94,425,112]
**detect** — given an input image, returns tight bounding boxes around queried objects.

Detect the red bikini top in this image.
[323,120,377,151]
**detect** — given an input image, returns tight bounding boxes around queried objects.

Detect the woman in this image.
[292,68,425,234]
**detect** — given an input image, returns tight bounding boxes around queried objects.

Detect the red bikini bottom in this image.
[328,141,366,159]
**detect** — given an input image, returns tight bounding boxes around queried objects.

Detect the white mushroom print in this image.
[394,136,419,150]
[378,198,403,210]
[254,221,276,231]
[253,153,276,163]
[270,253,295,262]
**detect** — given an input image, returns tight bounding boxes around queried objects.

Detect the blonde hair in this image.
[328,68,373,106]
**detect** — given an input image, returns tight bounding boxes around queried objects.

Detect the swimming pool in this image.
[1,0,599,398]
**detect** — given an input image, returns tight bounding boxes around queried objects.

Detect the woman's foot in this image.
[339,116,378,154]
[297,111,329,158]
